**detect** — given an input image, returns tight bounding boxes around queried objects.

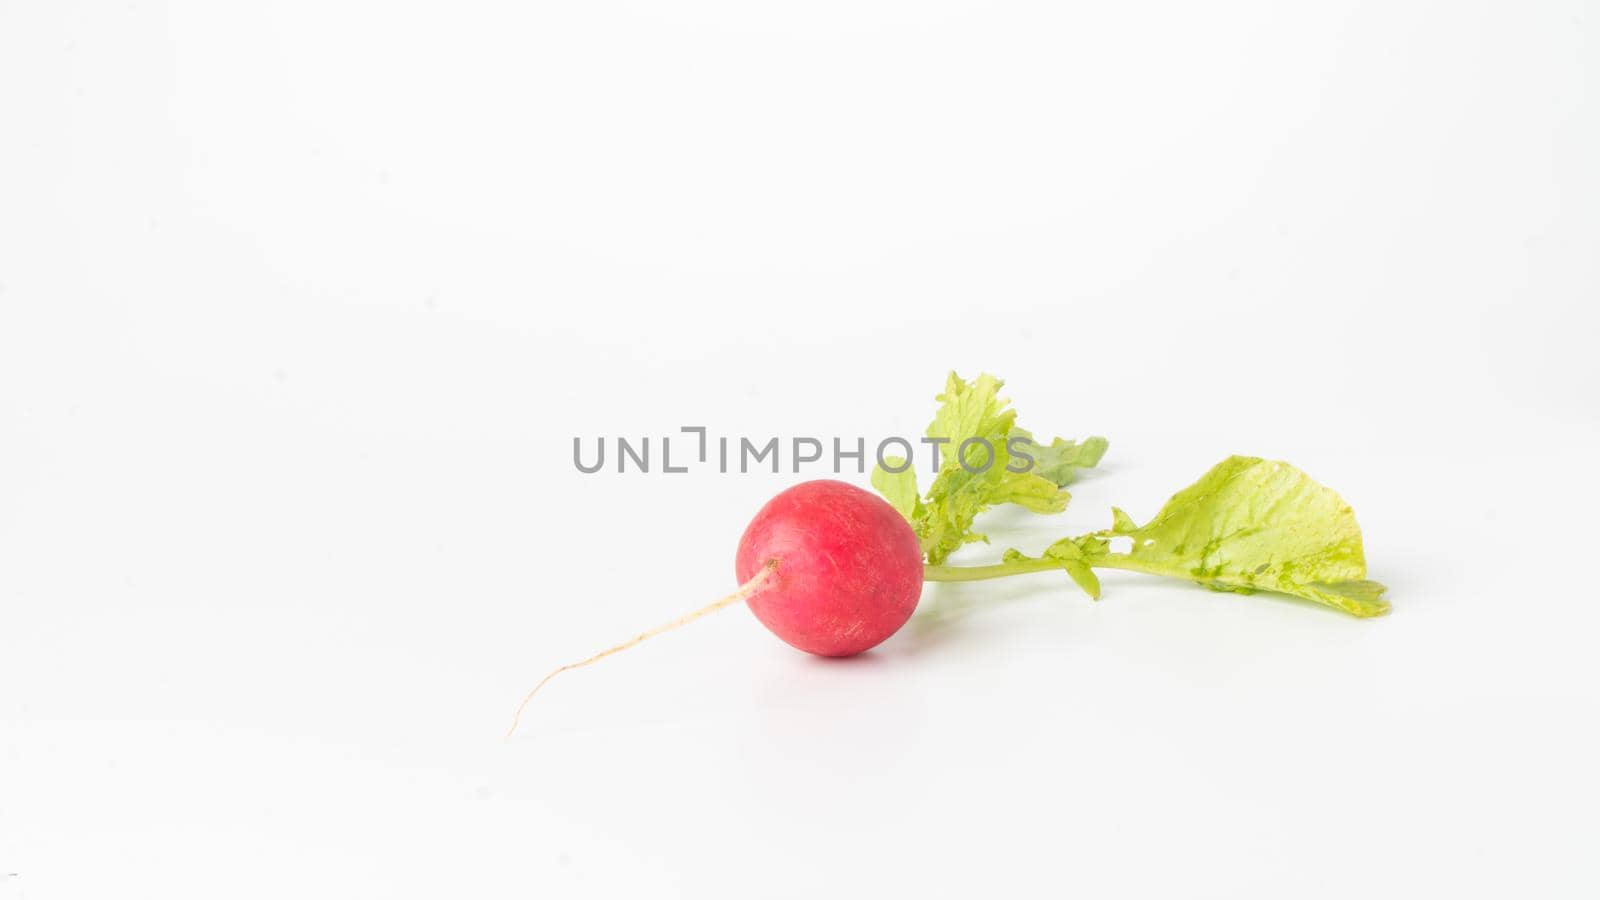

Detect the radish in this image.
[735,479,924,657]
[505,480,920,737]
[505,372,1388,737]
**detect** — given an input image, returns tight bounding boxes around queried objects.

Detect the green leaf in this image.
[869,372,1109,565]
[1011,430,1109,487]
[870,458,921,522]
[1043,537,1104,599]
[1002,535,1108,599]
[1102,456,1389,617]
[989,470,1073,514]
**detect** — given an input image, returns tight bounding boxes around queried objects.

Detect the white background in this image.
[2,1,1596,898]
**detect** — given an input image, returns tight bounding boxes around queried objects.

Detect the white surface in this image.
[2,1,1597,898]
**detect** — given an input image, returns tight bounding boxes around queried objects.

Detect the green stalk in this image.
[922,559,1058,582]
[923,554,1162,583]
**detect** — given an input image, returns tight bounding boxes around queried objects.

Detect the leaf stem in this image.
[923,554,1162,583]
[923,559,1060,582]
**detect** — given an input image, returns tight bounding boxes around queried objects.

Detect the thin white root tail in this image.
[504,562,777,740]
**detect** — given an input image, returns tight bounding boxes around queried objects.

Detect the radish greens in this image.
[882,374,1389,617]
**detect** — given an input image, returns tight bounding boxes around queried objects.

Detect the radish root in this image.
[504,561,778,739]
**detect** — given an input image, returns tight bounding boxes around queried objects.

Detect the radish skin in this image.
[736,480,924,657]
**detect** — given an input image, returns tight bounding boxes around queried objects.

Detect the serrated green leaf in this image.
[1011,430,1109,487]
[990,471,1072,514]
[870,458,920,522]
[873,372,1108,565]
[1101,456,1389,617]
[1001,534,1108,600]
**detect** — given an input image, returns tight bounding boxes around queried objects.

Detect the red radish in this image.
[505,479,923,736]
[736,480,924,657]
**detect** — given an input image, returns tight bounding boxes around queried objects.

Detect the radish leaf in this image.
[1010,430,1108,487]
[1096,455,1388,616]
[883,372,1108,565]
[992,456,1389,617]
[870,459,921,522]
